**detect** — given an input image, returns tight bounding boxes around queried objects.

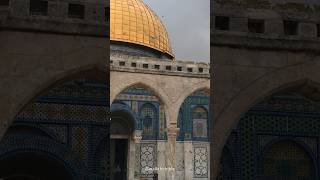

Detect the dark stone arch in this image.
[0,135,87,180]
[1,71,109,180]
[13,67,108,125]
[220,85,320,180]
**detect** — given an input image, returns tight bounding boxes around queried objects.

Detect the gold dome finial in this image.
[110,0,174,58]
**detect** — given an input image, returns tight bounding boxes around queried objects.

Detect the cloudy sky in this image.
[143,0,210,62]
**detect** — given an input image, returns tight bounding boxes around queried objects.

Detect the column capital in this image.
[166,126,179,137]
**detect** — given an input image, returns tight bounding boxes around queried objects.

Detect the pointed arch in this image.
[213,61,320,178]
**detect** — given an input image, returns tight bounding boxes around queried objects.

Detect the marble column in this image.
[157,140,167,180]
[184,141,193,180]
[166,125,179,180]
[131,130,142,180]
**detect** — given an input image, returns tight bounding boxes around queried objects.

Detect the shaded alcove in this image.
[0,69,109,180]
[218,83,320,180]
[262,140,315,180]
[0,152,75,180]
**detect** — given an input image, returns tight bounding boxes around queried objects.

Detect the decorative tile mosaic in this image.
[140,143,156,176]
[194,146,208,178]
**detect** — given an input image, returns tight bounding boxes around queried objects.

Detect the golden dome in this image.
[110,0,174,58]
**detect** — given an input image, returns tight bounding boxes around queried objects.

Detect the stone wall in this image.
[0,30,108,140]
[212,0,320,178]
[0,0,108,36]
[111,53,210,180]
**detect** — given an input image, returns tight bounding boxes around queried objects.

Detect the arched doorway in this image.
[262,140,315,180]
[111,85,166,179]
[110,103,135,180]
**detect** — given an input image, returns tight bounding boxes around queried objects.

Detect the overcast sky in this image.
[143,0,210,62]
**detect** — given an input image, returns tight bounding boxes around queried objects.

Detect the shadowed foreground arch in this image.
[0,66,108,141]
[0,135,85,180]
[216,79,320,179]
[213,60,320,177]
[0,69,109,180]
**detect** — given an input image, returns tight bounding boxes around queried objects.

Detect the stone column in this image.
[166,125,179,180]
[184,141,193,180]
[132,130,142,180]
[157,140,167,180]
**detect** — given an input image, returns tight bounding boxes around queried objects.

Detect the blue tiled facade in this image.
[0,79,108,180]
[113,86,166,140]
[177,90,210,142]
[219,92,320,180]
[113,87,210,142]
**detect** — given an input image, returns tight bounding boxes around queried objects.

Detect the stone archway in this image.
[111,84,165,180]
[176,88,210,180]
[0,64,108,139]
[110,78,169,106]
[215,81,320,179]
[0,32,108,140]
[212,60,320,178]
[0,69,109,179]
[110,102,137,180]
[0,135,85,180]
[110,71,210,125]
[110,67,209,180]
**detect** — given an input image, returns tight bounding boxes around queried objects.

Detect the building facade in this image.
[0,0,211,180]
[212,0,320,179]
[0,0,109,179]
[109,0,210,179]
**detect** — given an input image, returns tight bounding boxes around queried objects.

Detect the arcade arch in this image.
[0,68,109,179]
[213,60,320,177]
[216,80,320,179]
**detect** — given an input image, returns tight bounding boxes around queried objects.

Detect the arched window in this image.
[140,104,157,138]
[192,106,208,138]
[262,140,315,180]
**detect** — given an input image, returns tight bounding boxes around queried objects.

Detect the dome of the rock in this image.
[110,0,174,59]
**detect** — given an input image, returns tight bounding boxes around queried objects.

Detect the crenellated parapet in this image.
[212,0,320,51]
[110,54,210,78]
[0,0,109,36]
